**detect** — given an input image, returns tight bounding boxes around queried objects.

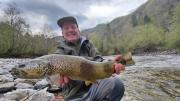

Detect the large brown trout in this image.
[11,53,135,82]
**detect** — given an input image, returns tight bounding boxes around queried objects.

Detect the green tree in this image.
[166,2,180,50]
[0,22,14,55]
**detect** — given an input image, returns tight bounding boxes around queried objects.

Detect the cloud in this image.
[84,5,116,18]
[0,0,148,36]
[13,0,70,31]
[0,11,5,22]
[81,0,148,29]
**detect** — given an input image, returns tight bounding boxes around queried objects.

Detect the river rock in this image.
[15,83,34,89]
[0,61,3,64]
[4,89,36,100]
[34,79,50,90]
[0,82,16,93]
[28,88,55,101]
[0,98,15,101]
[2,64,16,72]
[0,74,14,82]
[176,97,180,101]
[14,78,39,85]
[0,68,9,75]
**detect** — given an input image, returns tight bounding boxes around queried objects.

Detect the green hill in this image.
[82,0,180,55]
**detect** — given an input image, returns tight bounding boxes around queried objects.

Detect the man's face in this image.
[61,21,80,43]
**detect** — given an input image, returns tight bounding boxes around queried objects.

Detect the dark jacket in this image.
[55,36,104,100]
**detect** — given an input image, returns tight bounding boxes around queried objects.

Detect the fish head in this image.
[121,52,135,66]
[11,59,50,79]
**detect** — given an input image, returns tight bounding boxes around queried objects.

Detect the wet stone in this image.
[28,88,55,101]
[4,89,36,100]
[34,79,50,90]
[0,74,14,82]
[176,97,180,101]
[0,68,9,75]
[1,64,16,72]
[15,83,34,89]
[14,78,39,85]
[0,82,16,93]
[0,61,3,64]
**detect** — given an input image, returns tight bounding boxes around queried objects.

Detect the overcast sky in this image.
[0,0,147,36]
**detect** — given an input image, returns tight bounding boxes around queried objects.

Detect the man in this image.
[55,16,125,101]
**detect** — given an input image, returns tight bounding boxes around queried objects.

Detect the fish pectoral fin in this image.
[85,81,92,86]
[85,80,98,86]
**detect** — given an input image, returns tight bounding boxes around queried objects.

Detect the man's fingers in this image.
[112,73,118,77]
[114,55,123,62]
[59,75,64,84]
[115,65,121,74]
[59,75,70,86]
[119,64,125,71]
[64,76,69,84]
[61,82,65,86]
[114,63,125,74]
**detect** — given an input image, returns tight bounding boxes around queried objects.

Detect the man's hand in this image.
[113,55,125,74]
[59,75,70,86]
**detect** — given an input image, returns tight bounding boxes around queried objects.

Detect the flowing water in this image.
[0,55,180,101]
[117,55,180,101]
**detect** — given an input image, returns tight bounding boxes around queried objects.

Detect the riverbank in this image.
[0,55,180,101]
[133,49,179,56]
[121,67,180,101]
[0,49,179,58]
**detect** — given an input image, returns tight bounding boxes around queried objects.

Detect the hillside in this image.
[82,0,179,36]
[81,0,180,55]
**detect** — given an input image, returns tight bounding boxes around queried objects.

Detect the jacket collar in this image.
[80,36,88,46]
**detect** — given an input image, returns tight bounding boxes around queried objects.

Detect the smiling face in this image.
[61,21,80,43]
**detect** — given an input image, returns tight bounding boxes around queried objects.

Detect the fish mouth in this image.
[11,68,29,79]
[11,67,46,79]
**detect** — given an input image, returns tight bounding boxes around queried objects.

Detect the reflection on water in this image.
[114,55,180,101]
[132,55,180,68]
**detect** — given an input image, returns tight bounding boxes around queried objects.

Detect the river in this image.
[0,54,180,101]
[119,54,180,101]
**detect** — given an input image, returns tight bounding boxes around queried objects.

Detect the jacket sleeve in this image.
[54,47,65,54]
[54,40,67,55]
[88,41,105,62]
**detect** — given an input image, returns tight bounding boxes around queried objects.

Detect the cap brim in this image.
[57,16,77,28]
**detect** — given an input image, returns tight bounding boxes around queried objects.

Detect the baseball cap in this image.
[57,16,78,28]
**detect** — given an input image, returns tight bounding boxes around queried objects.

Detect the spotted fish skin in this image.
[11,54,115,82]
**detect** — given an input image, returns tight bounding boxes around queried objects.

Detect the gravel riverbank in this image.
[0,54,180,101]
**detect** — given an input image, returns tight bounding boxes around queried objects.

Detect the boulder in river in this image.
[15,82,34,89]
[0,74,14,82]
[0,82,16,93]
[4,89,36,100]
